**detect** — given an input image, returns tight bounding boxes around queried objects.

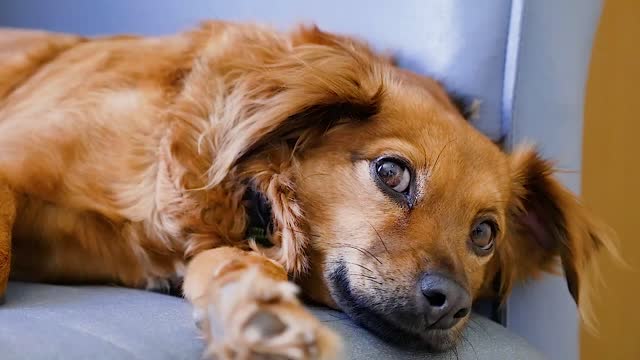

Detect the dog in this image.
[0,22,613,359]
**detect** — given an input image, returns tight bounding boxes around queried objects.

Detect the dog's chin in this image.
[342,302,464,352]
[328,263,464,352]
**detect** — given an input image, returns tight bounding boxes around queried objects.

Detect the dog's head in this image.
[199,24,612,351]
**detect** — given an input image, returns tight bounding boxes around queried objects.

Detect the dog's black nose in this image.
[420,273,471,329]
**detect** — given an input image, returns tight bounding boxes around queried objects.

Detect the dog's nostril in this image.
[420,273,472,329]
[453,307,470,319]
[425,291,447,307]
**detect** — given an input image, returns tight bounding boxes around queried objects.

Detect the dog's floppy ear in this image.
[497,144,616,325]
[180,25,385,274]
[204,25,385,187]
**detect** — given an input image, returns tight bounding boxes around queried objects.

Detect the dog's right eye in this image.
[375,158,411,193]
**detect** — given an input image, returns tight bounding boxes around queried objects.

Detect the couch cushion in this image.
[0,282,543,359]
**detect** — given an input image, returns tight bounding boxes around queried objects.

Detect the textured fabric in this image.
[0,282,544,359]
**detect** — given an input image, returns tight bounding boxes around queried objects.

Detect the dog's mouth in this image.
[327,261,464,352]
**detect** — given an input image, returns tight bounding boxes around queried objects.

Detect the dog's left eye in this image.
[375,158,411,193]
[470,220,496,254]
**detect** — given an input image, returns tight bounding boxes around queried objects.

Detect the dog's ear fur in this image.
[204,25,385,187]
[497,144,617,327]
[172,25,386,274]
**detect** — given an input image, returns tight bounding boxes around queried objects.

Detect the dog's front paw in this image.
[199,267,340,360]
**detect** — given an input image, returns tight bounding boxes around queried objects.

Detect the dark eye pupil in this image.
[471,222,493,247]
[377,161,402,187]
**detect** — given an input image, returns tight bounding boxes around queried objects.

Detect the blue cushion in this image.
[0,282,543,359]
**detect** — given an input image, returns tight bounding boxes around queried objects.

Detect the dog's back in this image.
[0,29,84,101]
[0,29,85,294]
[0,28,198,286]
[0,22,295,287]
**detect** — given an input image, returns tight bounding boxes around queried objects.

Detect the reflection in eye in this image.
[376,159,411,193]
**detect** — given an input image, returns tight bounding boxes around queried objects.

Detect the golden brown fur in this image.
[0,22,612,358]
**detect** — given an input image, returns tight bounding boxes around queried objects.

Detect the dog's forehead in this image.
[375,77,504,166]
[391,68,456,110]
[380,74,466,133]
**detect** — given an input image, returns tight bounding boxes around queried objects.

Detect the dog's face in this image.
[290,78,610,349]
[292,75,508,349]
[208,26,610,350]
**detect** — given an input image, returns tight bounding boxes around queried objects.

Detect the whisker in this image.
[350,273,382,282]
[365,219,390,256]
[348,274,383,285]
[330,242,383,265]
[452,343,460,360]
[421,143,430,170]
[468,317,491,338]
[325,260,374,273]
[460,330,479,360]
[432,139,456,172]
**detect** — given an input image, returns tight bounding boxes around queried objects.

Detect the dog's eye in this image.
[470,221,496,254]
[375,159,411,193]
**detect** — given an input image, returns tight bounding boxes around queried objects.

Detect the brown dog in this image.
[0,22,612,359]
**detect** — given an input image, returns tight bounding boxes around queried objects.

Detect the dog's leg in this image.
[0,180,16,303]
[183,247,340,360]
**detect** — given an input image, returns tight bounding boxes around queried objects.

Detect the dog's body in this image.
[0,25,236,287]
[0,22,611,359]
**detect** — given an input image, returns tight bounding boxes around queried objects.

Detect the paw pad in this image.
[244,309,287,341]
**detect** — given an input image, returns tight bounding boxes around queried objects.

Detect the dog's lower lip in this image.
[328,261,458,351]
[344,305,458,351]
